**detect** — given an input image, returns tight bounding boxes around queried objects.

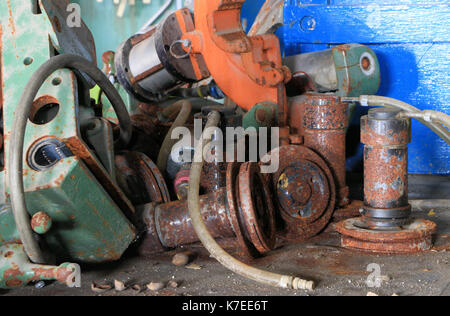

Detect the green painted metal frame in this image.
[0,0,137,287]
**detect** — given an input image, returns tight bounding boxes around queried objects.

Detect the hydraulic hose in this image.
[343,95,450,144]
[9,54,133,263]
[187,111,315,290]
[398,110,450,130]
[157,100,193,172]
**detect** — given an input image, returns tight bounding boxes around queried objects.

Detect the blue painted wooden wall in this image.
[243,0,450,175]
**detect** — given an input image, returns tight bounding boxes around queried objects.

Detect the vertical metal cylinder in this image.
[302,94,349,207]
[361,108,412,228]
[201,161,227,194]
[155,188,235,248]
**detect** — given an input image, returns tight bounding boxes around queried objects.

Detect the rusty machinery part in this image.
[337,108,437,254]
[115,9,209,103]
[268,145,336,242]
[187,111,314,290]
[284,44,381,98]
[337,218,437,254]
[196,105,243,194]
[182,0,291,125]
[9,54,133,264]
[332,200,364,223]
[299,93,350,208]
[361,108,412,227]
[136,162,276,258]
[115,151,170,206]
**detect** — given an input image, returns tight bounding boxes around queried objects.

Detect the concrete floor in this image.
[2,203,449,296]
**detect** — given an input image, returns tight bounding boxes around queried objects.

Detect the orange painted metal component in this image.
[183,0,290,124]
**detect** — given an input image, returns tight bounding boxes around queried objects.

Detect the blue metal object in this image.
[242,0,450,175]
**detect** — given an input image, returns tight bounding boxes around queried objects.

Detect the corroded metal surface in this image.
[156,188,235,248]
[301,93,350,207]
[338,108,437,253]
[137,162,276,258]
[337,218,437,254]
[236,162,276,254]
[333,200,363,223]
[30,211,52,235]
[361,108,412,226]
[200,161,227,194]
[268,145,336,241]
[0,243,76,289]
[115,151,170,206]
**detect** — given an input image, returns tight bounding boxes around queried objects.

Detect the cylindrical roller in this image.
[302,93,350,207]
[336,108,437,254]
[115,9,209,102]
[156,188,235,248]
[361,108,412,227]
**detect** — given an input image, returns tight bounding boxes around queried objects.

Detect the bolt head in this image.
[31,212,52,235]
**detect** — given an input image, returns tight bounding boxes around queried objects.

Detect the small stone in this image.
[367,292,379,296]
[168,280,179,288]
[378,275,391,282]
[147,282,165,291]
[185,264,202,270]
[114,280,126,292]
[131,284,143,293]
[91,282,112,293]
[172,252,192,266]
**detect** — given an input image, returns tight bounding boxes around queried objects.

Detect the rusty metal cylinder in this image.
[361,108,412,228]
[155,188,235,248]
[302,93,349,207]
[137,162,277,257]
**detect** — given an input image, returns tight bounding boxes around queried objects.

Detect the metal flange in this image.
[267,145,336,241]
[227,162,277,257]
[336,218,437,254]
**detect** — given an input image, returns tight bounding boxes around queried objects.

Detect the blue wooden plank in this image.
[281,3,450,56]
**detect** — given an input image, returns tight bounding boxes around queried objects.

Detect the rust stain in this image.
[65,136,135,217]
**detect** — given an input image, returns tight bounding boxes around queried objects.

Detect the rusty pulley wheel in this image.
[336,218,437,254]
[264,145,336,241]
[226,162,277,257]
[115,151,170,206]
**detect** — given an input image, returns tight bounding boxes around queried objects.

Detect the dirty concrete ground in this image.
[2,203,449,297]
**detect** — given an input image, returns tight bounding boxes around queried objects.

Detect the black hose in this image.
[9,54,132,263]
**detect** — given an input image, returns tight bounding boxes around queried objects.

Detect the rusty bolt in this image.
[31,212,52,234]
